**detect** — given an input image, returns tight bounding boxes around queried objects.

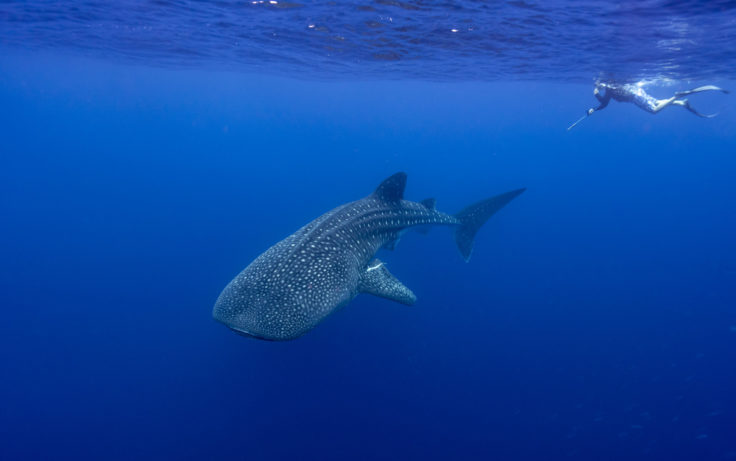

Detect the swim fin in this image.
[674,85,730,97]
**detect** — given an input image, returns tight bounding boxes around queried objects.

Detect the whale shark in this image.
[213,172,524,341]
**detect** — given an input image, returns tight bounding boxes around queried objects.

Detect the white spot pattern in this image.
[212,194,458,340]
[212,173,524,341]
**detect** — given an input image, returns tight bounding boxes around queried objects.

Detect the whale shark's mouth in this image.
[227,326,276,341]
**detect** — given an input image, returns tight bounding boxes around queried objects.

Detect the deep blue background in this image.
[1,54,735,460]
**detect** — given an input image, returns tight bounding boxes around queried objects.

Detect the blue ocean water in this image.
[1,2,736,460]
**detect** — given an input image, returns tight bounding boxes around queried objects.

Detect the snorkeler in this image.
[567,81,729,130]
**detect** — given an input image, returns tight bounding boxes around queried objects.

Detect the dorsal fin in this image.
[420,198,436,209]
[373,172,407,201]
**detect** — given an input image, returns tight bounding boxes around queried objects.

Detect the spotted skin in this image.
[213,172,524,341]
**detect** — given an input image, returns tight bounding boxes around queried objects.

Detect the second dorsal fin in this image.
[373,172,407,201]
[420,198,436,209]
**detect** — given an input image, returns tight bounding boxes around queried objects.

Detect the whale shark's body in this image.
[213,172,524,341]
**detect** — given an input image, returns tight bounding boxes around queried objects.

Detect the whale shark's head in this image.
[212,274,306,341]
[212,247,356,341]
[212,225,360,341]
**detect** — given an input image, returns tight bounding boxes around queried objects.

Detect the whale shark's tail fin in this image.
[454,188,525,262]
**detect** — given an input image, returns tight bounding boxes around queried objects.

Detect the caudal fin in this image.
[454,188,525,261]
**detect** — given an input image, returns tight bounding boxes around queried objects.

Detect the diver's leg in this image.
[649,97,677,113]
[674,85,730,97]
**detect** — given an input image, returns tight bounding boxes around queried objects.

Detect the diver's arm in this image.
[594,86,606,103]
[585,87,611,115]
[583,96,609,117]
[567,87,610,130]
[593,91,610,111]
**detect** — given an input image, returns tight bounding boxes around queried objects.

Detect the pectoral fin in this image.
[358,259,416,305]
